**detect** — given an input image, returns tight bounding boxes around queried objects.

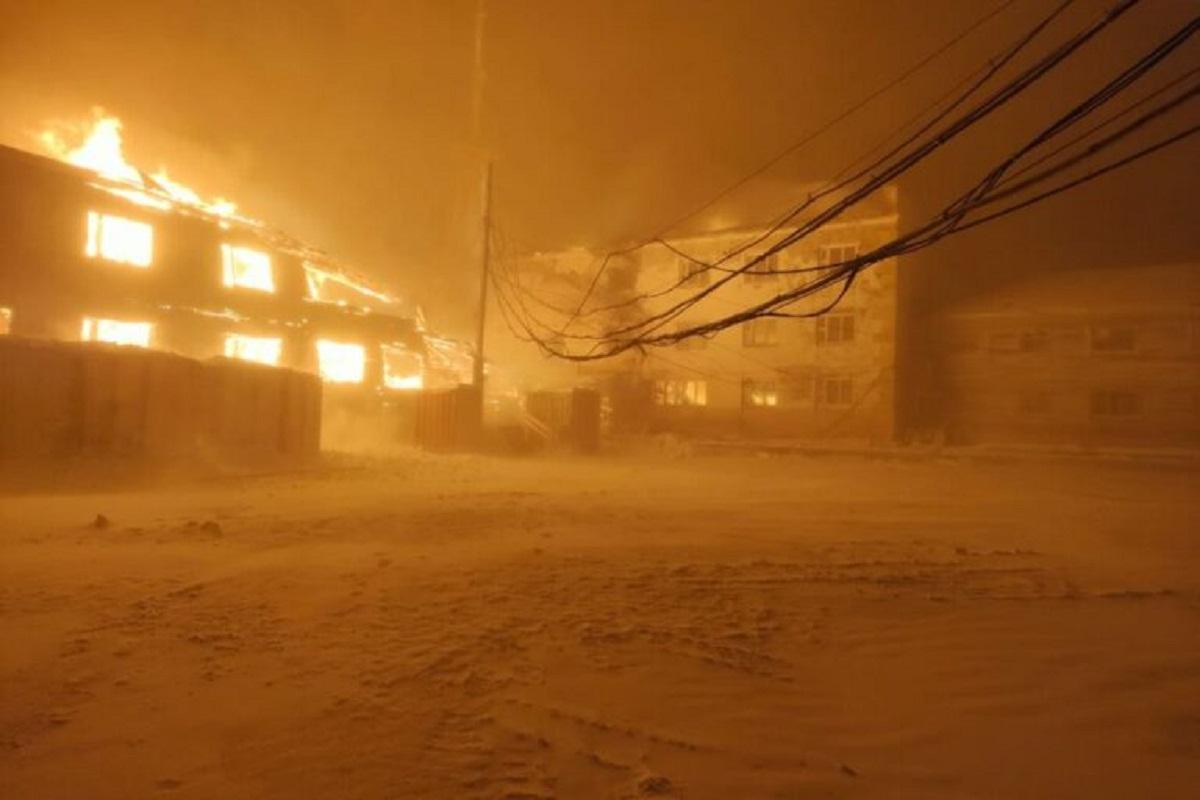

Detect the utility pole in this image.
[472,160,491,389]
[470,0,489,392]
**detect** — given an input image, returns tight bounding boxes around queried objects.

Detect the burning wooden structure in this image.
[0,124,474,450]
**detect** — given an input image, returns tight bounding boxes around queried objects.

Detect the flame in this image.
[40,109,238,218]
[224,334,282,366]
[81,317,153,348]
[316,339,366,384]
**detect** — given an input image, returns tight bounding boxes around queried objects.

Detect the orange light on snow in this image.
[85,211,153,267]
[81,317,153,348]
[224,334,282,366]
[221,244,274,293]
[316,339,366,384]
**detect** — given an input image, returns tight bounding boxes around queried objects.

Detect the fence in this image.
[0,337,321,460]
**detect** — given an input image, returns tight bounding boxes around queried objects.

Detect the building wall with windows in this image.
[931,264,1200,448]
[0,144,446,404]
[632,186,901,442]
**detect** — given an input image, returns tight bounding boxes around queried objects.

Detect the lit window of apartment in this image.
[816,313,855,345]
[85,211,153,267]
[221,244,274,292]
[224,333,282,366]
[81,317,153,348]
[742,317,779,347]
[743,379,779,408]
[381,344,424,390]
[744,253,779,285]
[678,257,710,287]
[654,379,707,407]
[0,307,11,335]
[1090,390,1140,416]
[819,376,853,407]
[1090,324,1135,353]
[316,339,366,384]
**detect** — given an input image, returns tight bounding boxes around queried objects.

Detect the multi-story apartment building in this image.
[0,144,471,402]
[929,263,1200,448]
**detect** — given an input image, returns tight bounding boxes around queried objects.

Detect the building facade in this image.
[496,184,902,442]
[0,145,469,407]
[928,263,1200,449]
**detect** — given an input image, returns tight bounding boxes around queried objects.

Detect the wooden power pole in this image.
[472,160,492,389]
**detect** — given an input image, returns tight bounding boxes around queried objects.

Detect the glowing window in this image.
[743,379,779,407]
[316,339,366,384]
[81,317,153,348]
[654,379,707,407]
[381,344,424,390]
[224,334,282,366]
[85,211,153,267]
[0,307,11,335]
[221,245,274,292]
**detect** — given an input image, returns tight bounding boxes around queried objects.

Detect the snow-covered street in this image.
[2,452,1197,798]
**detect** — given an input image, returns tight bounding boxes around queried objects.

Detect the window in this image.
[81,317,153,348]
[224,334,282,366]
[787,373,815,401]
[1091,390,1140,416]
[221,244,274,293]
[316,340,366,384]
[742,318,780,347]
[85,211,153,267]
[816,314,855,345]
[678,257,710,287]
[381,344,424,390]
[744,253,780,285]
[1091,325,1135,352]
[654,379,707,407]
[743,379,779,408]
[817,243,859,267]
[0,307,11,335]
[819,376,853,406]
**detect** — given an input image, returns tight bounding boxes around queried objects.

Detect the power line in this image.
[493,0,1198,362]
[558,0,1029,330]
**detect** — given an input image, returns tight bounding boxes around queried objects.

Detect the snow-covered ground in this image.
[1,451,1197,798]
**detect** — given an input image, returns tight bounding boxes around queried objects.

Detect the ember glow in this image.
[80,316,153,347]
[381,343,424,390]
[85,210,153,267]
[221,244,275,293]
[316,339,366,383]
[224,333,282,366]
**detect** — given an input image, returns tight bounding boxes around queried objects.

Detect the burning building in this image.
[0,116,474,449]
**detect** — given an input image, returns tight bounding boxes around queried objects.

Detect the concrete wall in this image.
[0,337,321,460]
